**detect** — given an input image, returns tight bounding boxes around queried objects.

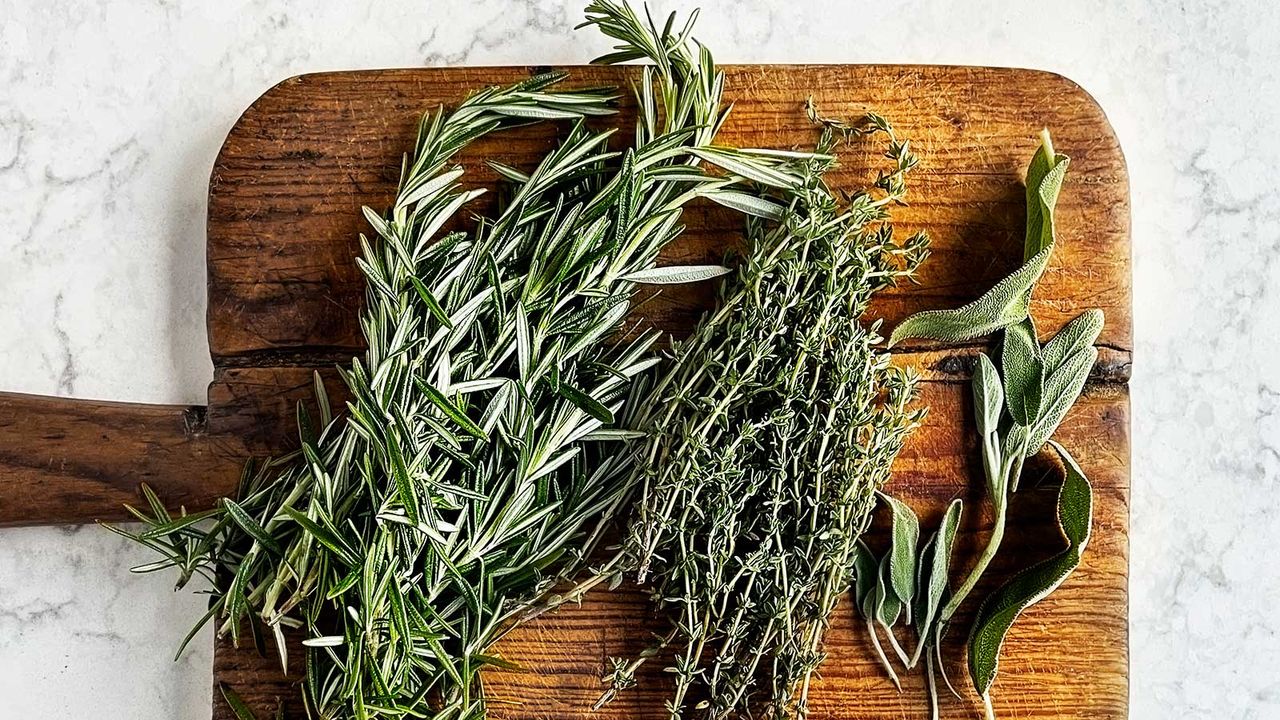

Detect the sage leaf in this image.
[1023,130,1070,261]
[967,441,1093,712]
[852,541,879,618]
[1041,308,1104,374]
[887,245,1052,347]
[909,499,962,668]
[853,543,902,689]
[873,555,909,679]
[972,354,1005,438]
[1001,317,1043,427]
[621,264,732,284]
[878,492,921,620]
[874,554,903,628]
[1027,345,1098,452]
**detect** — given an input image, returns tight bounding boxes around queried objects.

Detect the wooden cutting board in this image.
[0,64,1129,719]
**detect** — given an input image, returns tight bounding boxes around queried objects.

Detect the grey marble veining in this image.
[1,0,1277,717]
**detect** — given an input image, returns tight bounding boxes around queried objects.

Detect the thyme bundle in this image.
[589,112,929,720]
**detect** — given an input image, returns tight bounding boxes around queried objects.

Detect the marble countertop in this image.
[1,1,1275,717]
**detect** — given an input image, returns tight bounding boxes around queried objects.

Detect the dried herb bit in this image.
[968,441,1093,720]
[110,3,771,718]
[595,108,928,720]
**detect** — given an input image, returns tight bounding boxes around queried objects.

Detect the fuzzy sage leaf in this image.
[968,441,1093,718]
[887,244,1052,347]
[878,491,921,621]
[1001,317,1043,427]
[973,353,1005,438]
[909,498,963,667]
[1041,308,1104,372]
[1023,129,1070,261]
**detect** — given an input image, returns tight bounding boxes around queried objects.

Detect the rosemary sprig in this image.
[109,3,788,717]
[591,109,929,720]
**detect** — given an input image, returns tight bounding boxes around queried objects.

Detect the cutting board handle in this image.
[0,391,238,527]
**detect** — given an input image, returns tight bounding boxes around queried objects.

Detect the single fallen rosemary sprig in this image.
[584,107,928,720]
[108,3,801,718]
[865,130,1101,719]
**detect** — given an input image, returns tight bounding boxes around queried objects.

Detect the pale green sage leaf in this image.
[1001,317,1043,427]
[887,245,1053,348]
[967,440,1093,707]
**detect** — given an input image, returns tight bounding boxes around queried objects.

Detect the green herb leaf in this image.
[410,276,454,330]
[699,189,785,220]
[1027,345,1098,453]
[1023,129,1070,261]
[1001,317,1043,427]
[620,264,732,284]
[878,492,921,618]
[556,382,615,424]
[909,498,962,668]
[972,354,1005,438]
[852,541,880,619]
[415,379,487,441]
[967,441,1093,710]
[280,506,358,567]
[222,498,285,557]
[1041,308,1104,374]
[219,683,260,720]
[887,245,1052,347]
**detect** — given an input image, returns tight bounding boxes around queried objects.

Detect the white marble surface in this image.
[0,0,1275,717]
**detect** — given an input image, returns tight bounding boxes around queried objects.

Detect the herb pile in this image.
[856,130,1101,719]
[583,110,928,720]
[111,2,1105,719]
[112,2,801,717]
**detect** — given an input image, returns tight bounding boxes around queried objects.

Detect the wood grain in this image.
[0,391,242,526]
[0,62,1129,719]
